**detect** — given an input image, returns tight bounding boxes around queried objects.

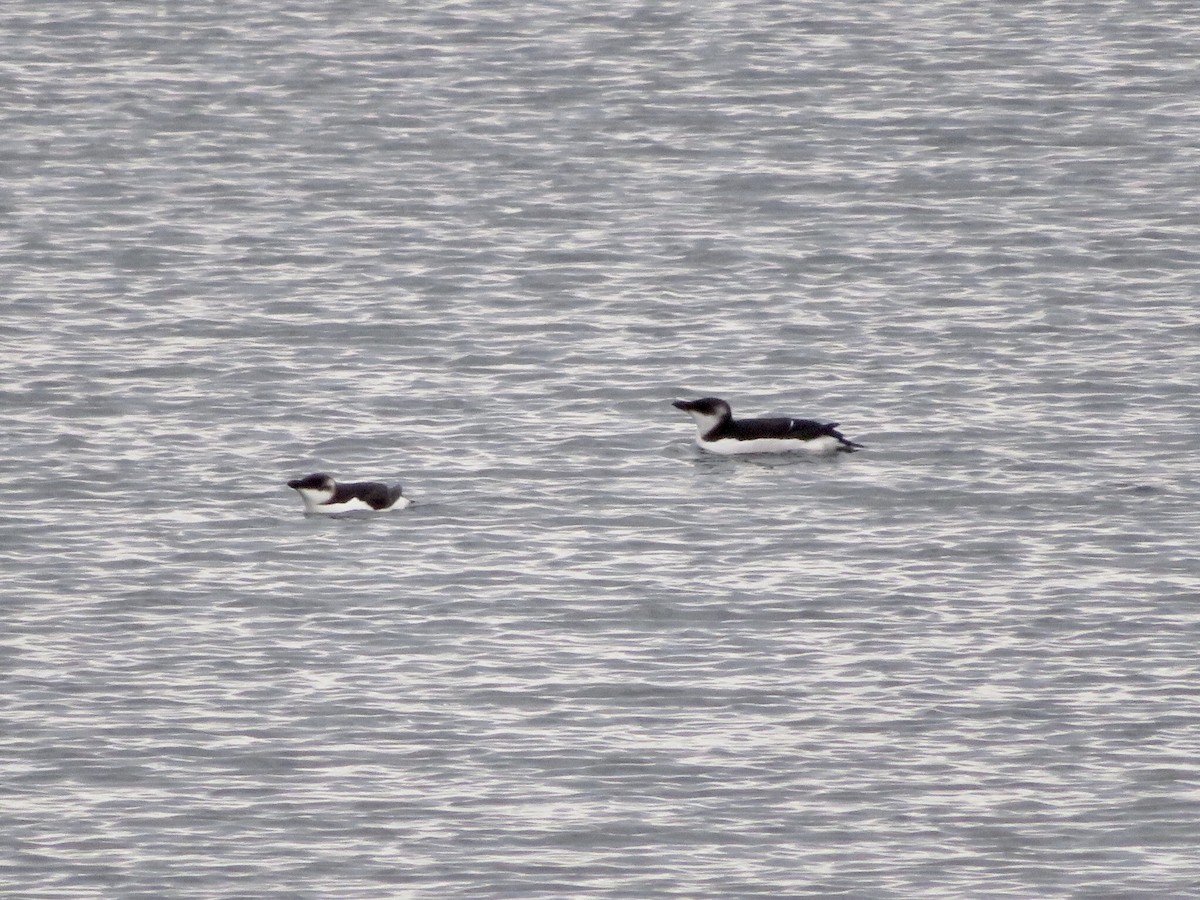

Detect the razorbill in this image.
[286,473,411,515]
[672,397,864,455]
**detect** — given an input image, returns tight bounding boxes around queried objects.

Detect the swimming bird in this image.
[286,473,410,514]
[672,397,864,455]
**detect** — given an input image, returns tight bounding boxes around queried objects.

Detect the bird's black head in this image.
[672,397,732,419]
[287,473,335,491]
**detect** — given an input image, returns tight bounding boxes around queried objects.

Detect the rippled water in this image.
[4,1,1200,896]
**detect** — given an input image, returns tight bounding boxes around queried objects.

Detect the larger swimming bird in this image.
[286,473,410,515]
[672,397,864,455]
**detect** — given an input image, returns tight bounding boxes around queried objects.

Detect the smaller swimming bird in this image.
[286,473,410,515]
[672,397,864,455]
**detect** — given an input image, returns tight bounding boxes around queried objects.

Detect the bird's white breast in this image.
[698,435,844,456]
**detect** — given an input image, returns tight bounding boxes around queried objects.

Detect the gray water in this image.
[3,1,1200,897]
